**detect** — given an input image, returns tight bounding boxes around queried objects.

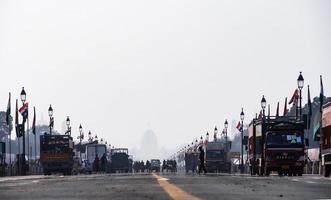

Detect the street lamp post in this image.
[20,87,27,175]
[261,95,266,117]
[78,124,83,161]
[206,132,209,143]
[214,126,218,142]
[88,131,92,143]
[297,72,304,119]
[224,119,228,148]
[261,95,266,175]
[66,116,71,136]
[48,105,53,135]
[240,108,245,174]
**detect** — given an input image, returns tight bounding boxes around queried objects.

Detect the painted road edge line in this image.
[152,173,201,200]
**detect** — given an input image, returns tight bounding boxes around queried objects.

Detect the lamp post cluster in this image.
[178,119,230,157]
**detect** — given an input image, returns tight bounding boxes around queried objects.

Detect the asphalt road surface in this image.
[0,173,330,200]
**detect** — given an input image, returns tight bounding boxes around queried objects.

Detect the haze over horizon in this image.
[1,0,330,154]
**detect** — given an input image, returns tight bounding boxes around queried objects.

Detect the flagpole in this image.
[9,129,11,176]
[17,136,21,176]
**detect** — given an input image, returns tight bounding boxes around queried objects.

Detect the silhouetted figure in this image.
[93,154,100,172]
[101,153,107,172]
[162,160,166,172]
[198,146,207,174]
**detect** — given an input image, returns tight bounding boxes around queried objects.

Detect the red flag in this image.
[19,102,29,120]
[236,121,241,131]
[289,89,299,105]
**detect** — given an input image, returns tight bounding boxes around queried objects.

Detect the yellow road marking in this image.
[152,173,201,200]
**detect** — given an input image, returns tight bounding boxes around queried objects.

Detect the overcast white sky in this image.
[0,0,330,150]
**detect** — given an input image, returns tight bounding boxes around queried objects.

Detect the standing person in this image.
[198,146,207,174]
[101,153,107,172]
[93,154,100,172]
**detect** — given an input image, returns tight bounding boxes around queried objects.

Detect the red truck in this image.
[322,102,331,177]
[248,116,305,176]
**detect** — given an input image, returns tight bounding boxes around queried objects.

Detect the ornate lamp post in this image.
[66,116,71,135]
[224,119,228,146]
[88,131,92,143]
[95,134,98,143]
[214,126,218,142]
[261,95,266,117]
[20,87,27,175]
[297,72,304,119]
[48,105,53,135]
[260,96,267,174]
[240,108,245,173]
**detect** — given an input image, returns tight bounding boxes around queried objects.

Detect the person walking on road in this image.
[198,146,207,174]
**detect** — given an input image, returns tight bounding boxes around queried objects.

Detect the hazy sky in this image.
[0,0,330,150]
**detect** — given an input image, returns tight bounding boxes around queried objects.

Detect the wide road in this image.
[0,173,330,200]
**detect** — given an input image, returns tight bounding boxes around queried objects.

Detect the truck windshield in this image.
[266,132,303,147]
[86,145,107,163]
[206,150,224,158]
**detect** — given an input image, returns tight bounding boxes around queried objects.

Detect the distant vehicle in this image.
[85,144,108,173]
[151,159,161,172]
[205,140,231,173]
[184,152,198,173]
[40,135,74,175]
[322,102,331,177]
[248,116,305,176]
[110,148,130,173]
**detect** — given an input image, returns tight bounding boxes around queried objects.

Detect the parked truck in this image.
[40,135,74,175]
[248,116,305,176]
[322,102,331,177]
[110,148,130,173]
[205,140,231,173]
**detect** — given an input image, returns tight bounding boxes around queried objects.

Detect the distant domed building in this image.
[139,129,159,160]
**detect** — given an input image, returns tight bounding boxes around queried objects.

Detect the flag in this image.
[276,102,279,117]
[258,110,262,119]
[308,85,312,117]
[15,99,20,137]
[283,97,288,116]
[19,102,29,121]
[236,121,242,131]
[32,107,36,135]
[289,89,299,105]
[6,92,11,126]
[320,75,324,112]
[49,117,54,128]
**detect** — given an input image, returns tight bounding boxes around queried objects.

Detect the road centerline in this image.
[152,174,201,200]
